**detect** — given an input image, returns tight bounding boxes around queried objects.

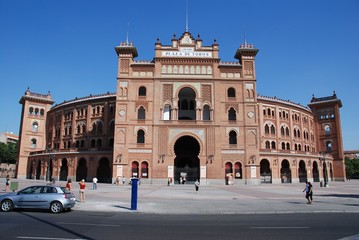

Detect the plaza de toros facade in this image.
[16,31,346,185]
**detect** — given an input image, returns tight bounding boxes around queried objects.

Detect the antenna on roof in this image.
[185,0,189,32]
[243,25,247,46]
[126,22,130,44]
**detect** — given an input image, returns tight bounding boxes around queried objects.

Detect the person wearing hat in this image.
[79,179,86,202]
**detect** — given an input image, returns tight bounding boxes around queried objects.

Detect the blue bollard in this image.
[130,178,139,210]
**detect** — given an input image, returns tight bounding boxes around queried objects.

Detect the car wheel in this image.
[1,199,14,212]
[50,201,63,213]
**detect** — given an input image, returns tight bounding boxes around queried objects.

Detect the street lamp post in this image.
[319,151,329,187]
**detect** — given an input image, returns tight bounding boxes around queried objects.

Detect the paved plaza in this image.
[1,179,358,214]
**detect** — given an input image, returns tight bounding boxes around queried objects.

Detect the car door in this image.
[38,186,57,209]
[16,186,43,208]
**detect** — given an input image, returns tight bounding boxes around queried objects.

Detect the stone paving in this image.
[1,179,358,214]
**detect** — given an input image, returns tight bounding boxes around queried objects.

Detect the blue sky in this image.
[0,0,358,150]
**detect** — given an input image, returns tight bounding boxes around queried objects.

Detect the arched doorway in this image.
[234,162,242,179]
[225,162,233,185]
[298,160,307,183]
[59,158,68,181]
[132,161,139,178]
[76,158,87,182]
[260,159,272,183]
[312,161,319,182]
[141,162,149,178]
[174,135,200,183]
[97,157,111,183]
[281,160,291,183]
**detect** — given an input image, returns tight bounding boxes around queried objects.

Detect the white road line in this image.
[251,227,310,229]
[17,237,88,240]
[57,222,121,227]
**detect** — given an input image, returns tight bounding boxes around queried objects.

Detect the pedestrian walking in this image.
[5,174,10,192]
[66,179,72,191]
[92,177,98,190]
[195,179,200,193]
[122,176,126,185]
[308,182,313,204]
[303,181,310,204]
[79,179,86,202]
[115,176,120,186]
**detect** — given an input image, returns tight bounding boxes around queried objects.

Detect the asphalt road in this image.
[0,211,358,240]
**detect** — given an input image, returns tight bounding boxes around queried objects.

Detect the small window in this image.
[31,138,37,148]
[139,86,146,96]
[137,130,145,144]
[32,122,39,132]
[228,107,236,121]
[138,106,146,120]
[227,88,236,98]
[229,131,237,144]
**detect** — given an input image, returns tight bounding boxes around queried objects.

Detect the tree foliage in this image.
[0,142,18,164]
[345,157,359,179]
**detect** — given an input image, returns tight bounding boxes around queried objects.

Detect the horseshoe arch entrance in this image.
[174,135,200,184]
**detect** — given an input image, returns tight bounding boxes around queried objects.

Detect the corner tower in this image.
[308,92,345,181]
[17,88,54,179]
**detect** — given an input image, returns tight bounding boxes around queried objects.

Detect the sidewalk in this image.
[1,179,358,214]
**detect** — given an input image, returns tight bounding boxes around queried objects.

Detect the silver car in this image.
[0,185,76,213]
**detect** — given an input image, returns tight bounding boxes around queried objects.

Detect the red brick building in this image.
[16,31,346,185]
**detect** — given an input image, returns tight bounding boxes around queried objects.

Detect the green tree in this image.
[345,157,359,179]
[0,142,18,164]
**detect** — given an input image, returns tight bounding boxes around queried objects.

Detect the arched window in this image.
[203,105,210,121]
[228,107,236,121]
[271,125,276,134]
[40,109,45,116]
[324,125,331,135]
[98,122,103,133]
[286,143,290,150]
[32,122,39,132]
[163,104,172,120]
[97,139,102,148]
[137,130,145,144]
[229,130,237,145]
[265,141,270,149]
[286,127,290,136]
[91,139,96,148]
[281,126,285,136]
[326,141,333,152]
[137,106,146,120]
[282,142,286,150]
[29,107,34,115]
[264,124,270,134]
[178,87,196,120]
[227,88,236,98]
[92,123,97,133]
[31,138,37,148]
[139,86,146,96]
[271,141,276,149]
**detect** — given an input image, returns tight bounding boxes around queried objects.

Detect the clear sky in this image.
[0,0,358,150]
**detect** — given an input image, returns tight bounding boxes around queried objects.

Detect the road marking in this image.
[251,227,310,229]
[57,222,121,227]
[17,237,88,240]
